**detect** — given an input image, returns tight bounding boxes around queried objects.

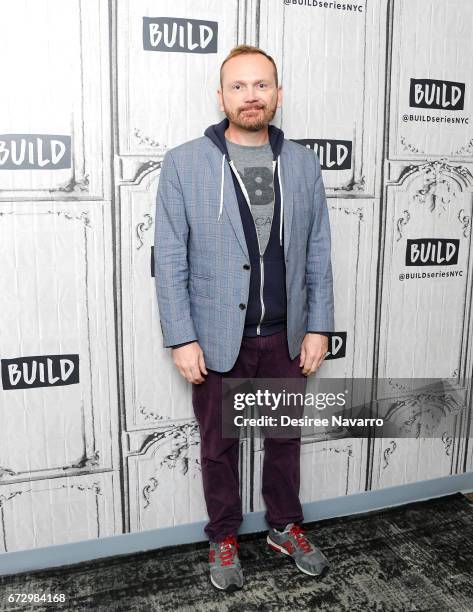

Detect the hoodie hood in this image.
[203,118,285,246]
[204,117,285,160]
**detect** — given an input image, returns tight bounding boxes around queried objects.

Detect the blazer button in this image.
[243,264,250,270]
[239,303,246,310]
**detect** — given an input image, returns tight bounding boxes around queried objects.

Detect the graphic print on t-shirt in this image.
[225,139,275,255]
[242,166,274,206]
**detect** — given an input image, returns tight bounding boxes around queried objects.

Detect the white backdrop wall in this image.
[0,0,472,553]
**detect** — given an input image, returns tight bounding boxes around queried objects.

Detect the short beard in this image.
[223,100,278,132]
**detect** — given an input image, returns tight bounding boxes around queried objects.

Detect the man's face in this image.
[218,53,282,132]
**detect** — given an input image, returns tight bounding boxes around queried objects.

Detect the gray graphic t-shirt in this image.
[225,139,275,255]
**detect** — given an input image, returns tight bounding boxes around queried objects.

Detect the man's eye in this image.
[258,83,267,88]
[233,84,241,90]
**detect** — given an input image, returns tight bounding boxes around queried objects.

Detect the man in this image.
[154,45,334,592]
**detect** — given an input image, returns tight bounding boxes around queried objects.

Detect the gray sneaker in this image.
[267,522,330,577]
[208,534,244,592]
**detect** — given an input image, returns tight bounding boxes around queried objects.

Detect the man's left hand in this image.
[299,333,329,376]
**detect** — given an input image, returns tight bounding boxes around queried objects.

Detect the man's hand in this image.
[299,333,329,376]
[171,342,208,384]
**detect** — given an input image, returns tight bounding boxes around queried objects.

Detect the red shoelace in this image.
[218,535,240,566]
[289,524,313,554]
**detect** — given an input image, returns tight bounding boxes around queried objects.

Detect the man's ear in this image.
[277,85,283,109]
[217,88,224,112]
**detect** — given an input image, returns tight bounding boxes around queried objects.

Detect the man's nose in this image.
[244,86,259,100]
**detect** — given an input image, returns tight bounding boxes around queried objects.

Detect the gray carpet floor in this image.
[1,493,473,611]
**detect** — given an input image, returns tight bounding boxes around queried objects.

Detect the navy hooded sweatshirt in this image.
[204,117,287,337]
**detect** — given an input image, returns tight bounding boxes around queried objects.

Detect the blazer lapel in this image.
[205,150,249,259]
[206,145,295,260]
[280,148,294,259]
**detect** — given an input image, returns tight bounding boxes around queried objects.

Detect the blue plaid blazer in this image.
[154,135,334,372]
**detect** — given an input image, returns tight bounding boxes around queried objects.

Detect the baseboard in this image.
[1,471,473,577]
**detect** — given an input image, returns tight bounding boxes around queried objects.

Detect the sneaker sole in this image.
[266,535,329,577]
[210,573,243,592]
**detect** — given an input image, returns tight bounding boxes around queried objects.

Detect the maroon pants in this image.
[192,328,306,542]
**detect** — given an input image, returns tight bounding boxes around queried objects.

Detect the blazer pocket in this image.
[189,274,212,298]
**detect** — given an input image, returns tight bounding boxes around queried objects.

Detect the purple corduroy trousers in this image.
[191,328,306,542]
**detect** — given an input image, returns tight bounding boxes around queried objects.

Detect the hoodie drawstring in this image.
[277,155,283,246]
[218,153,284,247]
[217,154,225,221]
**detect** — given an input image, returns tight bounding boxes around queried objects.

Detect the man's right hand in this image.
[171,342,208,384]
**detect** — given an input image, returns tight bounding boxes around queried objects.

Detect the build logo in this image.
[292,139,352,170]
[1,354,79,390]
[143,17,218,53]
[324,332,347,360]
[409,79,465,111]
[405,239,459,266]
[0,134,71,169]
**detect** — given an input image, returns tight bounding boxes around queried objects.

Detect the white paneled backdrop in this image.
[0,0,472,553]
